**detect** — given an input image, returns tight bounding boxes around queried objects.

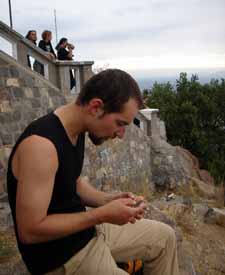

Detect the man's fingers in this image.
[129,217,136,224]
[133,204,146,216]
[119,192,135,200]
[136,214,144,220]
[126,192,135,200]
[122,198,136,206]
[134,195,145,202]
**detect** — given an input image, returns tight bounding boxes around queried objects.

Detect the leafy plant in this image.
[144,73,225,184]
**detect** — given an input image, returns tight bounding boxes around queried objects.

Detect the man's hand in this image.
[105,192,146,222]
[97,198,146,225]
[108,192,135,201]
[46,52,55,60]
[108,192,145,205]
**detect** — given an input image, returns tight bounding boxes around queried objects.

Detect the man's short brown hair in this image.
[76,69,143,113]
[42,30,52,40]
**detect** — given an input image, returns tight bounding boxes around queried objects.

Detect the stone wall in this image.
[0,64,67,146]
[83,124,153,195]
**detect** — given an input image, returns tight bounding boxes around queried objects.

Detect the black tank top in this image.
[7,112,95,274]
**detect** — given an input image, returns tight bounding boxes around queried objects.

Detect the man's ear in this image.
[87,98,104,117]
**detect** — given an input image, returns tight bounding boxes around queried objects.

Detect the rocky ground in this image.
[147,182,225,275]
[148,198,225,275]
[0,183,225,275]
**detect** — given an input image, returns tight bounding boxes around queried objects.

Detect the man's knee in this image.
[145,220,177,249]
[157,221,176,240]
[142,221,177,261]
[164,224,177,247]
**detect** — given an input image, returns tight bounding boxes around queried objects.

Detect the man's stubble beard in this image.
[88,133,106,146]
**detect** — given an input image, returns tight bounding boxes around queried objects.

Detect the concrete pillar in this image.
[58,65,71,94]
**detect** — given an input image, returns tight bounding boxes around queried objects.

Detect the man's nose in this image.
[116,127,125,139]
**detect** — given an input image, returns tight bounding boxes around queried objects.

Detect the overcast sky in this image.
[1,0,225,72]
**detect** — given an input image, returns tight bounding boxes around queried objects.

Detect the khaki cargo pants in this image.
[45,219,179,275]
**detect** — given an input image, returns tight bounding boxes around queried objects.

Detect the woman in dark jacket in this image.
[56,38,75,89]
[39,30,56,60]
[36,30,56,75]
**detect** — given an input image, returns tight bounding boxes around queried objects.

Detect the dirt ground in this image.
[0,190,225,275]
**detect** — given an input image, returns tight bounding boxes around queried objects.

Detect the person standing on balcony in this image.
[36,30,56,76]
[38,30,56,60]
[25,30,37,68]
[56,37,76,90]
[25,30,43,75]
[25,30,37,45]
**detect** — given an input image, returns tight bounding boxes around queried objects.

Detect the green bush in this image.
[144,73,225,184]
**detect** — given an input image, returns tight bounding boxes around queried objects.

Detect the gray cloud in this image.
[0,0,225,69]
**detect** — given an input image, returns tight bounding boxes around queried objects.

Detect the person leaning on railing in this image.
[25,30,44,75]
[34,30,56,75]
[39,30,56,60]
[25,30,37,68]
[56,37,76,90]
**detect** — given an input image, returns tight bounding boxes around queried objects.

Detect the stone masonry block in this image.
[0,88,10,100]
[33,87,41,97]
[9,66,20,77]
[41,95,49,107]
[48,88,59,97]
[23,75,35,87]
[39,87,49,97]
[34,78,47,88]
[11,87,24,98]
[30,98,41,108]
[0,112,13,124]
[0,78,6,88]
[1,134,13,145]
[25,111,37,121]
[17,77,26,87]
[12,109,22,122]
[0,67,10,77]
[24,87,33,98]
[7,122,20,132]
[0,113,5,124]
[6,78,20,87]
[0,100,11,112]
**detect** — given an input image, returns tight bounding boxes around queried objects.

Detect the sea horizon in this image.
[128,68,225,90]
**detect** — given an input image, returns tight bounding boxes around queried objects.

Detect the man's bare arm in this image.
[14,136,144,244]
[76,176,112,207]
[14,136,101,244]
[76,177,145,208]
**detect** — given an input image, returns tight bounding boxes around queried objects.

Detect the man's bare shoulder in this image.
[13,135,58,180]
[17,135,57,155]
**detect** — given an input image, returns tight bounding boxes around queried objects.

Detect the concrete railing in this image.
[0,20,94,94]
[135,109,167,140]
